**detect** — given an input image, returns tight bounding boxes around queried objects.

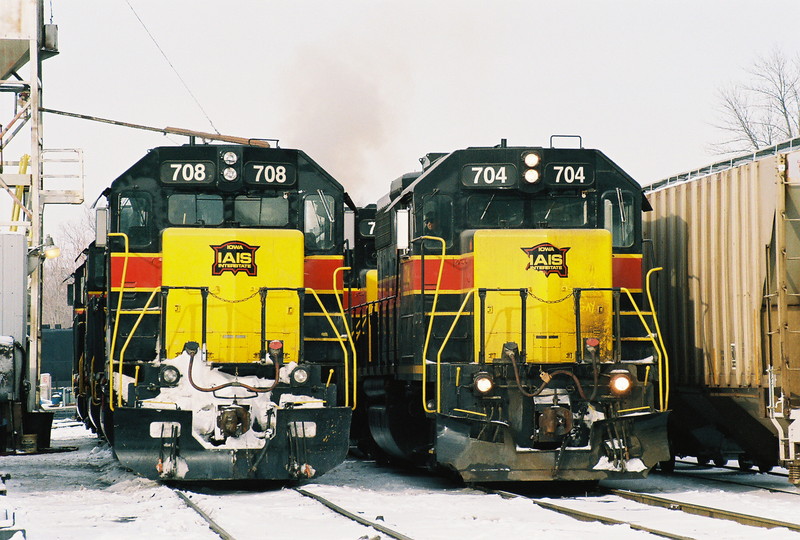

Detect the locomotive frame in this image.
[350,140,671,482]
[70,143,355,481]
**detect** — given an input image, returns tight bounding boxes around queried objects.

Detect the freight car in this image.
[69,143,354,481]
[349,139,670,482]
[644,137,800,482]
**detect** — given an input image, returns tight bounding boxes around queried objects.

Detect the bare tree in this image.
[42,207,94,329]
[714,50,800,153]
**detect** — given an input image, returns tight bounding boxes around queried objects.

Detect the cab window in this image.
[304,192,336,250]
[602,189,635,247]
[532,197,588,228]
[419,194,453,250]
[167,194,224,225]
[466,195,523,228]
[118,192,153,247]
[235,195,289,226]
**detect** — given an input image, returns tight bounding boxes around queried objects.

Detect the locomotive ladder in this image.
[767,154,800,479]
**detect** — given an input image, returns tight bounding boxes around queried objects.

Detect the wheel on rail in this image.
[697,456,710,466]
[738,455,754,471]
[658,457,675,473]
[757,462,773,473]
[713,457,728,467]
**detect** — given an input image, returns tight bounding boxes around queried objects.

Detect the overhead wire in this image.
[123,0,221,135]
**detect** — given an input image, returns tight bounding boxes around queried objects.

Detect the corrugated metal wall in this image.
[644,156,780,389]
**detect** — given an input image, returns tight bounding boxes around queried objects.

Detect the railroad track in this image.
[171,485,417,540]
[174,490,236,540]
[481,485,800,539]
[667,468,800,497]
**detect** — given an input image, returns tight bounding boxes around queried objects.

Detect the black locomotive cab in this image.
[352,142,670,482]
[71,143,354,482]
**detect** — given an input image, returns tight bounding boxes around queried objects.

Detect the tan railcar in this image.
[644,139,800,482]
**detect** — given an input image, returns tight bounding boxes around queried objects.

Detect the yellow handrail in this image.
[116,289,159,406]
[307,287,350,407]
[420,236,446,414]
[433,289,476,412]
[107,232,130,411]
[333,267,358,410]
[645,267,669,410]
[10,154,29,232]
[620,282,668,412]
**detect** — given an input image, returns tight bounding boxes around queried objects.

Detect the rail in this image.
[306,287,353,407]
[432,289,476,412]
[107,232,130,412]
[349,294,397,367]
[107,276,353,407]
[115,289,159,406]
[333,267,358,410]
[647,135,800,192]
[573,281,668,412]
[417,235,446,414]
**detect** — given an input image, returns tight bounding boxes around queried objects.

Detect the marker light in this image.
[609,370,634,396]
[222,151,238,165]
[523,152,540,167]
[524,169,540,183]
[474,373,494,394]
[223,167,238,181]
[292,367,309,385]
[159,365,181,386]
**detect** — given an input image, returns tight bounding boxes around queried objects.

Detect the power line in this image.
[123,0,221,135]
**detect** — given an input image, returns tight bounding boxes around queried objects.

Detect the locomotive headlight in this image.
[473,372,494,394]
[524,169,540,183]
[222,167,238,181]
[523,152,540,167]
[159,365,181,387]
[292,366,310,385]
[609,369,634,396]
[222,151,238,165]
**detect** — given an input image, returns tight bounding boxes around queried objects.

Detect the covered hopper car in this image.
[645,138,800,483]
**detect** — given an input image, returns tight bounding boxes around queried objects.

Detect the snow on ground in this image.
[1,421,800,539]
[0,420,217,540]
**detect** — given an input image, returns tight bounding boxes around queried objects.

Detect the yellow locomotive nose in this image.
[471,228,613,364]
[161,228,303,363]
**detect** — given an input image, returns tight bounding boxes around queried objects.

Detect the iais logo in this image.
[521,243,570,277]
[210,241,260,276]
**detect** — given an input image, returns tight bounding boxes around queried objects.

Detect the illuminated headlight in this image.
[523,152,540,167]
[473,372,493,394]
[159,365,181,387]
[222,167,238,181]
[292,367,309,385]
[609,369,634,396]
[222,151,238,165]
[524,169,540,183]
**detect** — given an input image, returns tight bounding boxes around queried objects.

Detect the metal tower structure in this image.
[0,0,82,422]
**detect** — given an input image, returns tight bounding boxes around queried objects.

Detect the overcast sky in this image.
[5,0,800,233]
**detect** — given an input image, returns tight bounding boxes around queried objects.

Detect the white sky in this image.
[4,0,800,233]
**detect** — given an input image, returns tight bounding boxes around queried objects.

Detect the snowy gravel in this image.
[1,420,799,539]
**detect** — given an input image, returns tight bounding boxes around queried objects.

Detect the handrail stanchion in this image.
[417,236,446,415]
[106,232,130,411]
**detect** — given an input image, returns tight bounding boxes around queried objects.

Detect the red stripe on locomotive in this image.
[400,256,474,292]
[304,257,345,291]
[612,256,642,290]
[110,256,162,288]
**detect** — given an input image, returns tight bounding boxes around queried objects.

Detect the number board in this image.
[359,219,376,237]
[244,162,297,186]
[460,164,518,188]
[160,161,216,184]
[543,163,595,187]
